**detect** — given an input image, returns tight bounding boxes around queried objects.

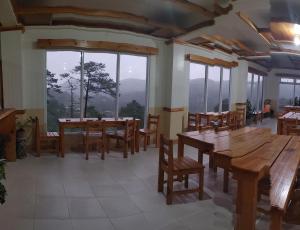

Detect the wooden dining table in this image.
[177,127,272,192]
[58,117,140,157]
[277,111,300,134]
[232,135,300,230]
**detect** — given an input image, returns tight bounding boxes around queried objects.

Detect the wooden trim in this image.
[248,67,268,76]
[163,107,185,112]
[15,109,26,115]
[36,39,159,55]
[186,54,238,68]
[16,6,185,34]
[0,25,25,32]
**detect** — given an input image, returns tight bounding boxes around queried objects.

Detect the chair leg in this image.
[37,141,41,157]
[147,136,150,145]
[85,141,89,160]
[184,174,189,188]
[56,140,60,157]
[100,141,105,160]
[123,141,128,158]
[130,140,135,155]
[155,133,159,148]
[143,135,147,151]
[166,174,174,205]
[199,169,204,200]
[107,137,110,154]
[158,166,164,192]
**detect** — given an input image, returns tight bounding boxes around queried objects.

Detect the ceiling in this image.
[2,0,300,71]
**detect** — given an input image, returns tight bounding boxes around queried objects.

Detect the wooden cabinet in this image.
[0,109,16,161]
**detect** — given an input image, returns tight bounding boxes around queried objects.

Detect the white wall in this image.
[1,25,254,121]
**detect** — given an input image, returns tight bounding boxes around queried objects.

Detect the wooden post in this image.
[234,170,260,230]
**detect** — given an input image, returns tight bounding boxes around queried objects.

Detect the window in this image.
[188,63,231,113]
[278,77,300,110]
[247,72,264,111]
[189,63,206,113]
[222,68,231,111]
[119,54,147,126]
[46,51,149,131]
[207,66,221,112]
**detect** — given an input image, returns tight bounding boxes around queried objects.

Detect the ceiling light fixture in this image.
[295,24,300,35]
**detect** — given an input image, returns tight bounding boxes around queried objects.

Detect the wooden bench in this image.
[268,138,300,230]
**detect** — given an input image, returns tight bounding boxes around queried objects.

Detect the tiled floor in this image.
[0,118,300,230]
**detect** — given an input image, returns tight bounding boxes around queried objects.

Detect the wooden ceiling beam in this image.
[51,20,154,36]
[165,0,215,18]
[15,6,186,34]
[236,11,272,47]
[37,39,159,55]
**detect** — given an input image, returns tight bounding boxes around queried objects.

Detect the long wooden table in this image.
[277,112,300,134]
[58,117,140,157]
[177,127,272,192]
[179,128,300,229]
[232,135,300,230]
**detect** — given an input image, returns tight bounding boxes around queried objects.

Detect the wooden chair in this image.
[236,108,245,128]
[34,116,59,157]
[199,113,212,131]
[107,119,135,158]
[187,113,200,131]
[82,120,106,160]
[227,111,238,130]
[139,114,160,151]
[158,134,204,205]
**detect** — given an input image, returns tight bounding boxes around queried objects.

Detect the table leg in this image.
[270,208,283,230]
[234,172,259,230]
[59,124,65,158]
[223,169,229,193]
[135,120,140,153]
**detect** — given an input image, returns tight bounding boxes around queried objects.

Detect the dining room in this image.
[1,0,300,230]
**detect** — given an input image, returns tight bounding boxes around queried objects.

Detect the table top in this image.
[279,112,300,120]
[178,127,272,158]
[58,117,139,123]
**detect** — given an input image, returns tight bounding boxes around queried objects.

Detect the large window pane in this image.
[247,73,252,101]
[189,63,206,113]
[207,66,221,112]
[47,51,81,131]
[258,76,263,110]
[119,54,147,127]
[251,75,259,109]
[83,52,117,118]
[222,68,230,111]
[279,83,294,109]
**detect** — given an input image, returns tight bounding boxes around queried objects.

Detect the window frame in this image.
[278,77,300,110]
[188,62,232,113]
[45,50,150,130]
[247,72,264,111]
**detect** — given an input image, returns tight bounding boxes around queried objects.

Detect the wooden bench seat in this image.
[268,138,300,230]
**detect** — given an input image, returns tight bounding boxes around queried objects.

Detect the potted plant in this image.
[246,100,254,124]
[16,116,35,159]
[0,158,6,204]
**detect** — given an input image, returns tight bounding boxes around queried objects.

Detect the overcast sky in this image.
[47,51,147,82]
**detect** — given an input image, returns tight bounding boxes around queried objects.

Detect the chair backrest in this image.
[85,120,105,136]
[159,134,173,169]
[199,113,210,126]
[124,119,136,140]
[188,112,199,129]
[147,114,160,130]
